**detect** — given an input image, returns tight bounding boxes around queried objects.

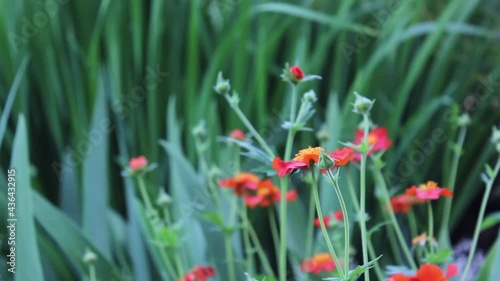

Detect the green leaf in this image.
[82,78,111,258]
[481,212,500,231]
[10,115,45,281]
[326,255,382,281]
[425,248,452,264]
[33,191,124,281]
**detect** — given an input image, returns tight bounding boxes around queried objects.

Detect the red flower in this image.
[314,210,343,228]
[229,129,245,141]
[314,216,331,228]
[328,147,353,166]
[386,264,457,281]
[129,156,148,171]
[244,179,297,208]
[301,253,338,274]
[272,147,324,178]
[179,266,215,281]
[390,194,426,213]
[219,172,259,196]
[290,65,304,80]
[352,127,393,161]
[406,181,453,201]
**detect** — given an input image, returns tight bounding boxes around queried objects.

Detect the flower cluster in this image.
[178,266,216,281]
[301,253,338,274]
[387,264,457,281]
[219,172,297,208]
[272,146,352,177]
[391,181,453,213]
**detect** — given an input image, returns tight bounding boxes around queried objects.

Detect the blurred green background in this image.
[1,0,500,280]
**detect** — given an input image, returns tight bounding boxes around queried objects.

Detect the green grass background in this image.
[1,0,500,280]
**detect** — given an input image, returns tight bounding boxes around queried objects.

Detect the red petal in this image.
[272,157,306,178]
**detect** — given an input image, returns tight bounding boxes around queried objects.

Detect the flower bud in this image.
[229,129,245,141]
[82,249,97,265]
[456,113,471,127]
[156,188,172,208]
[318,151,335,170]
[192,120,207,139]
[303,90,317,103]
[352,92,374,115]
[316,127,330,142]
[290,65,304,80]
[129,156,148,171]
[214,72,231,94]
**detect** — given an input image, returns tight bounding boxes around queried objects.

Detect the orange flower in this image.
[352,127,393,161]
[229,129,245,141]
[412,233,436,247]
[179,266,215,281]
[219,172,260,196]
[406,181,453,201]
[244,179,297,208]
[386,264,457,281]
[293,147,324,166]
[273,147,324,178]
[129,156,148,171]
[301,253,337,274]
[290,65,304,80]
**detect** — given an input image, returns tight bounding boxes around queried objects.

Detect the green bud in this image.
[82,249,97,265]
[192,120,207,139]
[156,188,172,208]
[456,113,471,127]
[214,72,231,94]
[303,90,317,103]
[316,126,329,142]
[352,92,374,115]
[318,151,335,170]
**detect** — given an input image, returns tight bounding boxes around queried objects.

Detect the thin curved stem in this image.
[439,127,467,245]
[278,83,298,281]
[305,183,316,257]
[311,169,345,278]
[359,113,371,281]
[427,202,435,254]
[326,170,350,274]
[460,157,500,281]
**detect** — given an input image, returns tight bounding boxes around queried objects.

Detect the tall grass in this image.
[1,0,499,280]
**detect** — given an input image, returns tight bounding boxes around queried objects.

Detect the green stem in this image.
[408,210,423,263]
[305,183,316,257]
[137,176,153,212]
[242,204,255,274]
[346,170,385,275]
[224,93,274,158]
[427,202,434,253]
[194,137,221,210]
[159,247,178,279]
[311,169,345,278]
[439,127,467,245]
[269,207,280,264]
[174,251,185,280]
[372,168,417,269]
[225,234,237,281]
[326,170,350,274]
[278,83,298,281]
[460,157,500,281]
[247,219,275,278]
[359,113,371,281]
[89,265,97,281]
[367,237,384,281]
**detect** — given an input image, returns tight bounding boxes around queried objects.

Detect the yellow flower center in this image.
[368,134,378,145]
[418,181,438,190]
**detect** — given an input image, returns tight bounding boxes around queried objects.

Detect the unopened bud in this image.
[318,151,335,170]
[82,249,97,265]
[192,120,207,139]
[352,92,374,115]
[316,127,330,142]
[156,188,172,208]
[457,113,471,127]
[491,126,500,145]
[303,90,317,103]
[214,72,231,94]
